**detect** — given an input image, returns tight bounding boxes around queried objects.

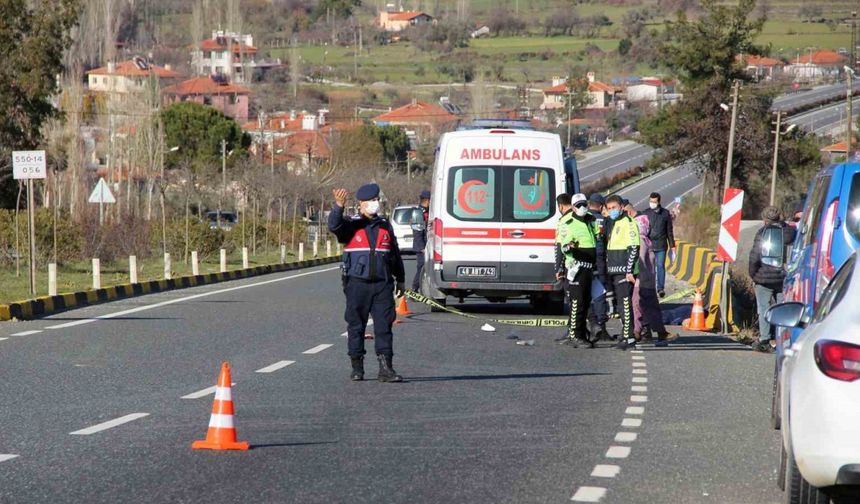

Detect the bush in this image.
[673,203,720,248]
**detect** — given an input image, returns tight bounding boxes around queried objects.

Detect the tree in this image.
[368,125,410,168]
[618,38,633,56]
[161,102,250,174]
[0,0,81,208]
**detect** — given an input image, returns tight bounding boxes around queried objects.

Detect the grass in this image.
[0,247,339,305]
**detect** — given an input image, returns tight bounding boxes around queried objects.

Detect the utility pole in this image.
[848,67,854,158]
[723,80,740,190]
[770,110,782,205]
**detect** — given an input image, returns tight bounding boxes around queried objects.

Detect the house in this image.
[162,76,251,122]
[541,73,620,111]
[786,50,846,82]
[191,30,262,83]
[373,99,458,142]
[86,57,179,94]
[739,55,785,81]
[378,11,434,32]
[258,129,332,174]
[625,78,681,107]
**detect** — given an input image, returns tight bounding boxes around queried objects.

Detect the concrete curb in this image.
[0,257,341,322]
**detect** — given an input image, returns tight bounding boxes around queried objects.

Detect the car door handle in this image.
[508,230,525,238]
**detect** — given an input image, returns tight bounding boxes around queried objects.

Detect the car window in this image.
[760,226,784,267]
[812,253,856,322]
[847,173,860,242]
[800,174,831,249]
[505,167,555,222]
[449,167,498,221]
[392,208,416,225]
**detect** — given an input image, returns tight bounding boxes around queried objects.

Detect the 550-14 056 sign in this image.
[12,150,47,180]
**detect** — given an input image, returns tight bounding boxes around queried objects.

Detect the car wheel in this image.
[778,442,787,491]
[771,361,781,430]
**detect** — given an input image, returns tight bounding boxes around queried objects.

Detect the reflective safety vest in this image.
[556,212,598,269]
[343,220,395,281]
[606,215,640,275]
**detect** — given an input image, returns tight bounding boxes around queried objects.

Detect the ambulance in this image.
[419,122,580,313]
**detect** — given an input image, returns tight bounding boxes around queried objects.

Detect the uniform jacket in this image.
[328,205,405,283]
[413,206,429,253]
[555,210,598,274]
[605,214,640,276]
[589,209,608,278]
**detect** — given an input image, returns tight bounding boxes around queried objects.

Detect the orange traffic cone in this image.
[192,362,250,451]
[683,290,707,331]
[396,296,413,316]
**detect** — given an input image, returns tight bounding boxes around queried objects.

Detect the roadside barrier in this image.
[668,240,738,332]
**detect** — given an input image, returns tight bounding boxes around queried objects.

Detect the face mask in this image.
[649,202,659,210]
[608,209,622,220]
[364,200,380,215]
[575,206,588,217]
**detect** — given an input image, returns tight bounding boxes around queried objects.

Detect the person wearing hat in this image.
[411,190,431,292]
[329,183,406,382]
[604,194,641,350]
[554,193,600,347]
[587,193,613,338]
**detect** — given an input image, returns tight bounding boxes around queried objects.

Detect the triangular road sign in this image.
[88,177,116,204]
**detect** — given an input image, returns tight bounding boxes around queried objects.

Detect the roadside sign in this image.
[716,188,744,262]
[88,177,116,204]
[12,150,47,180]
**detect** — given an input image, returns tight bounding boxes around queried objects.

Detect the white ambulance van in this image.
[420,121,580,313]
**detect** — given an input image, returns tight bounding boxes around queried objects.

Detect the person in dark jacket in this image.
[586,193,612,339]
[749,205,797,353]
[641,192,675,298]
[411,190,431,291]
[329,183,406,382]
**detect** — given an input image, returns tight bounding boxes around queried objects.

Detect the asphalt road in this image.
[788,96,860,136]
[0,260,782,503]
[578,143,656,185]
[772,81,860,112]
[618,162,703,210]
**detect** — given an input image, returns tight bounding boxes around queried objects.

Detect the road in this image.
[578,142,656,186]
[618,161,703,209]
[771,81,860,112]
[787,96,860,136]
[0,261,783,503]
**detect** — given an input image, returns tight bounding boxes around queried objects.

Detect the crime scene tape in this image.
[659,288,695,304]
[403,290,568,328]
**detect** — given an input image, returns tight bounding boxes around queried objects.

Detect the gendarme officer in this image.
[328,183,405,382]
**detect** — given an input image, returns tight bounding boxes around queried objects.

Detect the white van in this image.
[420,123,580,313]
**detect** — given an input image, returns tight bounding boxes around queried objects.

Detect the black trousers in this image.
[567,268,593,340]
[344,278,396,357]
[611,275,635,342]
[588,275,609,327]
[411,252,425,291]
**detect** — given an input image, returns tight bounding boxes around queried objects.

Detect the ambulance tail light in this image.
[432,218,443,262]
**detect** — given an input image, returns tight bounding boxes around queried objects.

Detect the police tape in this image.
[403,290,569,328]
[658,288,695,304]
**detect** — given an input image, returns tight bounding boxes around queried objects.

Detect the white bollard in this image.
[313,240,319,258]
[129,255,138,284]
[242,247,249,269]
[280,244,286,264]
[191,251,199,276]
[92,258,101,289]
[299,242,304,262]
[220,249,227,273]
[48,263,57,296]
[164,252,171,280]
[326,240,331,257]
[337,243,342,255]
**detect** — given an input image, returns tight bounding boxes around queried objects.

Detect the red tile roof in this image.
[544,80,617,94]
[162,76,250,96]
[87,59,178,78]
[199,37,258,54]
[373,101,457,124]
[740,55,783,67]
[385,11,429,21]
[821,141,848,153]
[281,131,332,159]
[795,50,845,65]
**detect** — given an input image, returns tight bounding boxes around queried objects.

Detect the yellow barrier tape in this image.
[403,290,568,328]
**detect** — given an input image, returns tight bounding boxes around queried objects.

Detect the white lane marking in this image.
[181,383,236,399]
[606,446,631,459]
[70,413,149,435]
[0,337,7,342]
[622,418,643,427]
[256,360,296,373]
[591,465,620,478]
[632,362,647,367]
[631,355,645,360]
[341,319,373,337]
[625,406,645,415]
[45,266,341,330]
[615,432,638,442]
[631,386,648,392]
[303,344,333,354]
[571,486,607,502]
[0,454,19,463]
[631,395,648,403]
[11,330,41,337]
[632,369,648,375]
[632,377,648,383]
[630,350,644,354]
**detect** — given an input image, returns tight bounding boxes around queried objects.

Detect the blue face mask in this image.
[608,209,622,220]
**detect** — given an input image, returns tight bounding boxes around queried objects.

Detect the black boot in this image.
[377,354,403,383]
[350,356,364,381]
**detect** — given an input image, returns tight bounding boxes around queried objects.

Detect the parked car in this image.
[767,252,860,503]
[391,205,425,254]
[770,162,860,429]
[205,211,238,231]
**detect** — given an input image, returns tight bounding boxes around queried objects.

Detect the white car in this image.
[390,205,424,254]
[767,252,860,503]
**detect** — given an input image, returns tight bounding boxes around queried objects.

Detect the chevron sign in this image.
[716,188,744,262]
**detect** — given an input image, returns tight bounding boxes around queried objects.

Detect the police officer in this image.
[411,190,431,292]
[554,193,599,348]
[587,193,612,339]
[604,194,641,350]
[328,183,406,382]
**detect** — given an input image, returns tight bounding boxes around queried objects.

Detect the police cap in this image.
[356,183,380,201]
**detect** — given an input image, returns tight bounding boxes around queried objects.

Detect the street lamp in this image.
[769,110,797,205]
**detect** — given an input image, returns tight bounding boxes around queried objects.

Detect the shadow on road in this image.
[251,441,339,449]
[404,372,609,383]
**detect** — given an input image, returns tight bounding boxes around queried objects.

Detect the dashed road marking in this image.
[606,446,631,459]
[631,355,645,360]
[625,406,644,415]
[632,362,647,367]
[571,486,607,502]
[341,319,373,337]
[630,350,644,354]
[632,377,648,383]
[631,395,648,403]
[11,330,41,337]
[0,454,19,463]
[70,413,149,435]
[303,344,333,354]
[256,360,296,373]
[182,383,236,399]
[632,369,648,375]
[591,465,620,478]
[615,432,638,442]
[631,386,648,392]
[622,418,643,427]
[0,337,7,342]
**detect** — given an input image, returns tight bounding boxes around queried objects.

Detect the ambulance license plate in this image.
[457,266,496,278]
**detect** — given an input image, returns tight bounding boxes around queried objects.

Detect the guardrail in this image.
[668,240,738,332]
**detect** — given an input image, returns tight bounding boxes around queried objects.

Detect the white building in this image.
[192,30,260,83]
[86,57,178,94]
